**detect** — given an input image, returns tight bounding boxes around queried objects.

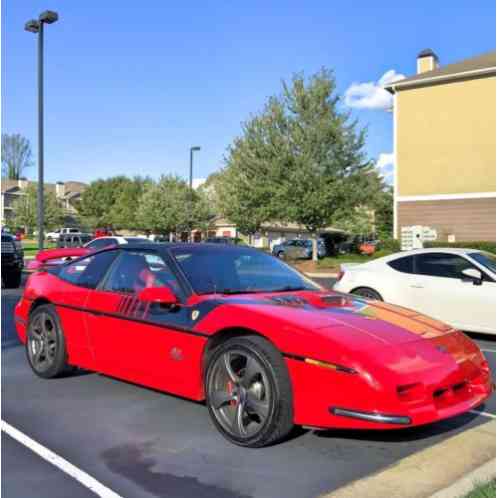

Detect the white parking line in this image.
[469,410,496,419]
[1,420,123,498]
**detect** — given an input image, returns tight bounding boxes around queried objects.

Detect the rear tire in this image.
[351,287,383,301]
[26,304,72,379]
[205,335,294,447]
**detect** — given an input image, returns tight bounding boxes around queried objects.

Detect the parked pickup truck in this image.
[1,233,24,288]
[46,227,81,241]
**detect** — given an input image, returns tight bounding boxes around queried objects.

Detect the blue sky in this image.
[2,1,495,185]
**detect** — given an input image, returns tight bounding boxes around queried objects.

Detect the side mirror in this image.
[461,268,483,285]
[138,286,178,305]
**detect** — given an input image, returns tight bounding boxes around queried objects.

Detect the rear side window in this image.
[86,238,117,250]
[387,256,414,274]
[414,253,473,279]
[59,251,118,289]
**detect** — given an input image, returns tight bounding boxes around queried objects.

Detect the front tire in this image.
[351,287,383,301]
[26,304,72,379]
[205,335,294,447]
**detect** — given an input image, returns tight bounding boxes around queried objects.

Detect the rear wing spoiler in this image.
[27,247,90,271]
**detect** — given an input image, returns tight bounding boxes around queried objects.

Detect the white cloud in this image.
[344,70,405,110]
[376,152,394,184]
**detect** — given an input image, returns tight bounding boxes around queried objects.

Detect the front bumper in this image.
[286,355,493,430]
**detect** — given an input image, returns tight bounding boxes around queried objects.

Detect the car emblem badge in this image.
[191,310,200,321]
[170,347,183,361]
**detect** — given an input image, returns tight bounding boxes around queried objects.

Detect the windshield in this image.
[172,246,320,295]
[470,252,496,274]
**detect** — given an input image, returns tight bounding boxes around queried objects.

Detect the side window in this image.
[59,251,118,289]
[414,253,473,279]
[102,251,180,295]
[388,256,414,274]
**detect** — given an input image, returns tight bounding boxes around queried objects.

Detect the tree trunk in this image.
[311,232,318,262]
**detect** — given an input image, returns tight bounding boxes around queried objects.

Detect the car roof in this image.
[395,247,485,256]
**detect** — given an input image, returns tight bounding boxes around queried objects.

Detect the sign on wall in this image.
[400,225,437,251]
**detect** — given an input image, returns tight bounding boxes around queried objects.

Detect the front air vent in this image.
[269,295,307,307]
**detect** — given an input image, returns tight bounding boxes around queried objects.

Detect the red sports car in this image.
[15,243,492,447]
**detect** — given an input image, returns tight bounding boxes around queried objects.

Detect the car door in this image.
[408,252,494,332]
[55,250,119,369]
[85,248,205,397]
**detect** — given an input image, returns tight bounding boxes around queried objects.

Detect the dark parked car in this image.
[272,239,326,259]
[1,233,24,288]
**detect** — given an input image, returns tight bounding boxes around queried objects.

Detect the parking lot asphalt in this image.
[2,276,495,498]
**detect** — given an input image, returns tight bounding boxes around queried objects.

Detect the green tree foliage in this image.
[219,69,373,260]
[137,175,213,235]
[12,184,64,233]
[109,176,152,230]
[77,176,131,227]
[2,133,33,180]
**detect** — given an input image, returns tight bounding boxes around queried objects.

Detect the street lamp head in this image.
[191,146,201,152]
[39,10,59,24]
[24,20,40,33]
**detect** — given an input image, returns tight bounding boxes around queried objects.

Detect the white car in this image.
[84,236,151,251]
[333,248,496,335]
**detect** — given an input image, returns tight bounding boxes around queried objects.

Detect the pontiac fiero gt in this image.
[15,243,492,447]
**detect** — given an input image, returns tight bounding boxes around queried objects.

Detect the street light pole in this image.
[37,20,44,250]
[189,146,201,242]
[25,10,59,250]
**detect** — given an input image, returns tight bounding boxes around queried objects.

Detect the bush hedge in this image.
[424,241,496,253]
[377,238,401,252]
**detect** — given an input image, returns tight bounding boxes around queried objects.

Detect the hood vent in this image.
[269,295,307,307]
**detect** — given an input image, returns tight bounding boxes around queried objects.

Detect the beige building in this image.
[1,178,87,226]
[385,49,496,242]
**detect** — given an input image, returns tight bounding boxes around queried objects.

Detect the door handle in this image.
[410,284,424,289]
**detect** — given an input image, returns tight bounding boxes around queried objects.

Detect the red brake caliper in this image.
[227,381,237,406]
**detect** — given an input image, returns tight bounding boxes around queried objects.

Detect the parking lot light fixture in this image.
[24,10,59,250]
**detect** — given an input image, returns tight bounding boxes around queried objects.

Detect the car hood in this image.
[220,291,454,347]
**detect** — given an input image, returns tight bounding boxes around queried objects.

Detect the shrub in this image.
[377,238,401,252]
[424,241,496,253]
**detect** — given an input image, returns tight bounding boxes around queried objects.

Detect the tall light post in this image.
[189,146,201,242]
[25,10,59,250]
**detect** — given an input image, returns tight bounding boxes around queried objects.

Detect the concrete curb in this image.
[428,458,496,498]
[323,419,496,498]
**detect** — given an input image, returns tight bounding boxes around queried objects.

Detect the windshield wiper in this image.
[267,286,307,293]
[219,288,265,295]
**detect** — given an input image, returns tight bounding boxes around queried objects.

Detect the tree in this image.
[12,184,64,234]
[77,176,130,227]
[2,133,33,179]
[137,175,214,237]
[221,69,372,260]
[137,175,192,236]
[109,176,152,230]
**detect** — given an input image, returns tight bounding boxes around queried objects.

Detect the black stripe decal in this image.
[53,302,209,338]
[24,297,326,364]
